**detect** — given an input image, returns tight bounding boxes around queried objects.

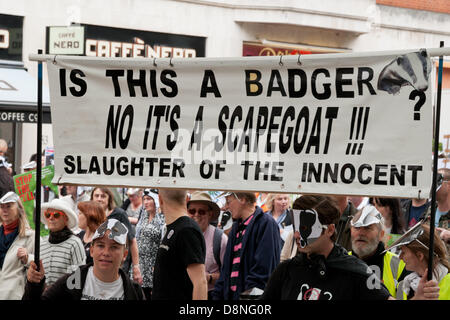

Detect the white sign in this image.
[48,26,84,55]
[44,51,433,198]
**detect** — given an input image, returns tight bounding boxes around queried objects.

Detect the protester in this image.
[187,191,228,299]
[333,195,357,251]
[23,218,145,300]
[265,193,292,248]
[281,195,356,261]
[402,197,431,230]
[152,188,207,300]
[76,201,106,264]
[91,187,142,284]
[123,188,143,231]
[135,188,165,300]
[389,222,450,300]
[373,197,406,235]
[22,161,37,172]
[401,169,449,231]
[0,192,35,299]
[349,205,407,297]
[435,168,449,227]
[261,195,440,300]
[0,139,14,197]
[26,198,86,287]
[212,192,281,300]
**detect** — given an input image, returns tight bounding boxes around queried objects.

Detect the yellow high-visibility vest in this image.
[398,273,450,300]
[348,251,405,297]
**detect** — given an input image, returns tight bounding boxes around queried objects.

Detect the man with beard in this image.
[350,205,408,297]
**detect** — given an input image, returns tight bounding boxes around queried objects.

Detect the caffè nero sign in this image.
[46,23,205,58]
[47,26,85,55]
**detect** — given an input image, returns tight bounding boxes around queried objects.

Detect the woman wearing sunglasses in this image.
[0,192,35,299]
[391,222,450,300]
[26,198,86,288]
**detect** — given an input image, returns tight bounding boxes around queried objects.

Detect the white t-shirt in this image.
[81,267,124,300]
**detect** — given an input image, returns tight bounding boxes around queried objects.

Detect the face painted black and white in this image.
[292,209,328,248]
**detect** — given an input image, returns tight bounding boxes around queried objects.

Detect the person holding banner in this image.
[349,205,408,297]
[23,218,145,300]
[91,187,142,284]
[152,188,207,300]
[212,192,281,300]
[389,222,450,300]
[25,198,86,288]
[0,192,35,299]
[261,195,440,300]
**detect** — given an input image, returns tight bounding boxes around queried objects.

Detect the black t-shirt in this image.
[261,248,391,300]
[152,216,206,300]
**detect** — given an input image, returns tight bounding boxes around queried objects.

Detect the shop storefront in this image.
[242,40,351,56]
[0,13,51,175]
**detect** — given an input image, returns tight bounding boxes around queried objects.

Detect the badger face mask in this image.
[291,209,328,248]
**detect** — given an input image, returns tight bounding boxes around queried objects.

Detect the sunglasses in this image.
[188,208,208,216]
[44,210,65,219]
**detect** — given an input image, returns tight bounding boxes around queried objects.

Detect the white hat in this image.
[0,191,20,204]
[187,191,221,221]
[351,205,383,228]
[126,188,141,196]
[143,189,159,208]
[383,221,426,253]
[92,218,128,245]
[41,198,78,230]
[22,161,37,170]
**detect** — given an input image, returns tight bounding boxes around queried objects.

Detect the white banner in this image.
[45,50,434,197]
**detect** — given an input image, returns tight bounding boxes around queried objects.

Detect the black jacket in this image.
[22,263,145,300]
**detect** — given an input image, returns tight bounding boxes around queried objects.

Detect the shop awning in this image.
[0,60,51,123]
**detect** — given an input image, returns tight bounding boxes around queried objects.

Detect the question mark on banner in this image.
[409,90,426,121]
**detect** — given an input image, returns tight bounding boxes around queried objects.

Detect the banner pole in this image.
[34,49,43,270]
[427,41,444,280]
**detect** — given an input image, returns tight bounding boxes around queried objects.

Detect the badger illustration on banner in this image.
[377,50,431,95]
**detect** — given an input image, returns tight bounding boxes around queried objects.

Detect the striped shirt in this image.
[229,213,254,293]
[41,235,86,287]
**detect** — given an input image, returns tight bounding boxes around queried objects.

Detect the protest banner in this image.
[40,50,436,198]
[14,165,58,235]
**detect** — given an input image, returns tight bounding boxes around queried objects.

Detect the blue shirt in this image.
[408,203,428,229]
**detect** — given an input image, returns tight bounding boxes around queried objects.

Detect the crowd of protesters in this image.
[0,157,449,300]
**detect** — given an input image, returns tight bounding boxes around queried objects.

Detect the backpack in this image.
[213,227,224,270]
